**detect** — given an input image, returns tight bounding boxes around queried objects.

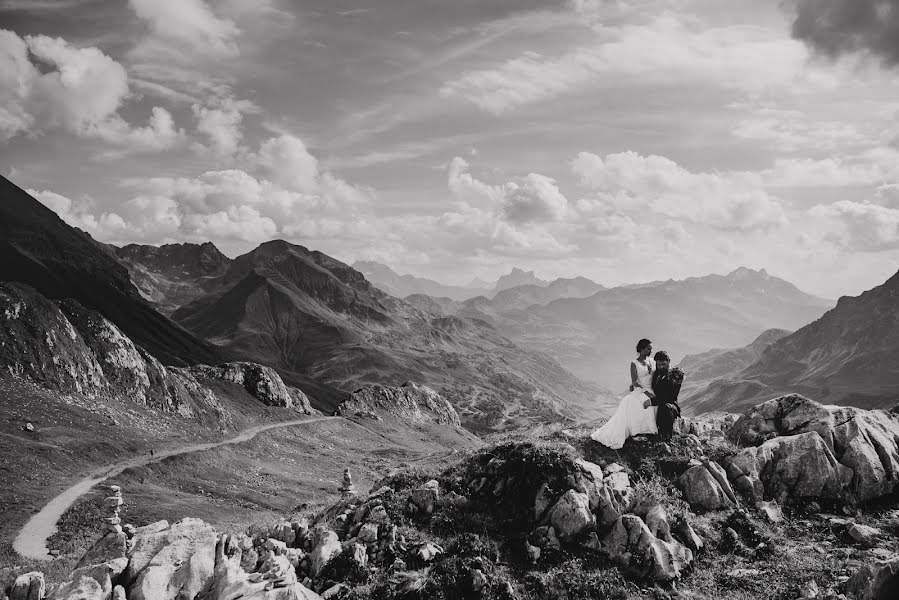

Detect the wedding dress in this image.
[590,358,658,449]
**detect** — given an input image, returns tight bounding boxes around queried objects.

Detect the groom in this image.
[643,351,681,440]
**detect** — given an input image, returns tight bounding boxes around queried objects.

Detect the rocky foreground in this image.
[5,394,899,600]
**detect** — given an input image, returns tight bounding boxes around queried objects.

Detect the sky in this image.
[2,0,899,298]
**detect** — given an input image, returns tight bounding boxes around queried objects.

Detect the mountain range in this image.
[684,269,899,414]
[404,267,833,391]
[117,240,606,429]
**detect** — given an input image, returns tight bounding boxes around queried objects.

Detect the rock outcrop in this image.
[340,383,461,427]
[725,395,899,503]
[678,459,738,511]
[0,283,313,416]
[189,363,313,412]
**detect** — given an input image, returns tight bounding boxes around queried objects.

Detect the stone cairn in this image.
[104,485,124,534]
[338,468,356,497]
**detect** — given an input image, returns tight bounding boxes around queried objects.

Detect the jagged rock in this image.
[644,504,672,542]
[268,522,296,547]
[112,586,126,600]
[49,557,128,600]
[467,569,487,594]
[548,490,595,540]
[9,572,44,600]
[679,462,736,511]
[206,534,323,600]
[603,514,693,581]
[309,530,341,578]
[124,518,217,600]
[533,482,554,521]
[727,395,899,502]
[340,382,461,427]
[525,541,541,563]
[411,480,439,514]
[725,431,852,503]
[358,523,379,544]
[672,517,704,553]
[845,556,899,600]
[188,362,307,409]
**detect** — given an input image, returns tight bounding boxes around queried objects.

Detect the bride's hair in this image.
[636,338,652,353]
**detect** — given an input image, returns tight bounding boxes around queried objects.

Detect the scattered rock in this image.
[800,579,820,598]
[340,382,461,427]
[309,530,341,577]
[9,572,44,600]
[847,524,881,546]
[23,422,34,432]
[755,500,784,523]
[416,542,444,563]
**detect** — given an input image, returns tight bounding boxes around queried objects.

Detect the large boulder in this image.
[309,529,342,578]
[49,532,129,600]
[9,572,45,600]
[678,461,737,511]
[602,514,693,581]
[124,518,218,600]
[726,395,899,502]
[725,431,852,503]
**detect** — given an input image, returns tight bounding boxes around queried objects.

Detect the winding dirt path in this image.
[13,416,337,561]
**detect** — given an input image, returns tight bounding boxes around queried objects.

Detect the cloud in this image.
[0,29,36,140]
[129,0,239,57]
[571,151,787,231]
[26,33,128,132]
[0,29,184,151]
[253,134,321,192]
[503,173,569,223]
[46,133,376,246]
[441,14,811,113]
[811,200,899,251]
[792,0,899,66]
[191,97,253,157]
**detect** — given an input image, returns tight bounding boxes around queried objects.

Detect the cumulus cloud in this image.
[129,0,239,57]
[441,14,811,113]
[792,0,899,66]
[0,29,184,151]
[571,151,787,231]
[41,133,377,247]
[503,174,569,223]
[811,200,899,251]
[191,97,255,157]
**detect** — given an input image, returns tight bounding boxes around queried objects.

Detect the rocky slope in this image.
[115,242,231,314]
[680,329,791,382]
[170,241,605,429]
[0,281,314,416]
[686,269,899,414]
[0,177,224,367]
[493,267,548,293]
[340,383,461,427]
[12,393,899,600]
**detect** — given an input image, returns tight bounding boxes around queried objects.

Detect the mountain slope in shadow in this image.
[0,177,223,367]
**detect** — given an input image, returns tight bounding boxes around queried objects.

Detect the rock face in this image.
[341,383,461,427]
[189,362,313,412]
[725,395,899,503]
[0,282,313,416]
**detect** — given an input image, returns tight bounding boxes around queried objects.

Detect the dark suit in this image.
[651,369,681,438]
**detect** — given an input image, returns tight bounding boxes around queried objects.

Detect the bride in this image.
[591,338,658,449]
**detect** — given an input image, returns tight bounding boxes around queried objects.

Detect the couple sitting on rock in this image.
[591,338,683,450]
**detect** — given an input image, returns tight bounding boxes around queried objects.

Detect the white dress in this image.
[591,358,658,449]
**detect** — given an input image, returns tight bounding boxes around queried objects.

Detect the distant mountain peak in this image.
[494,267,548,292]
[726,266,769,280]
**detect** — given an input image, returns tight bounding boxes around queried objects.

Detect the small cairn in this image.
[338,468,357,497]
[103,485,124,535]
